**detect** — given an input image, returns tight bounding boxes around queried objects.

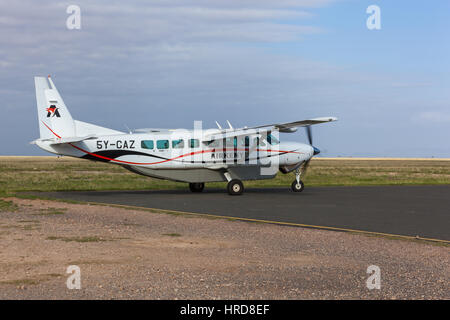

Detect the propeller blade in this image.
[306,126,312,145]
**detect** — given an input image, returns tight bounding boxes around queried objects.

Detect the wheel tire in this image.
[291,180,304,192]
[189,182,204,193]
[227,179,244,195]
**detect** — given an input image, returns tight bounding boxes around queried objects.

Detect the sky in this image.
[0,0,449,157]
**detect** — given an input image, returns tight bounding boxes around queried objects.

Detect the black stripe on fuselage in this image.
[81,150,167,162]
[81,149,291,164]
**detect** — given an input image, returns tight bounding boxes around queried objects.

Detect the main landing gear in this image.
[291,168,304,192]
[189,179,244,195]
[189,182,204,193]
[227,179,244,196]
[223,172,244,195]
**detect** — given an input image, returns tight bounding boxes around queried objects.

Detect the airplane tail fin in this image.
[35,76,76,139]
[34,76,125,144]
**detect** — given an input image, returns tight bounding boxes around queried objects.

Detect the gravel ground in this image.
[0,198,448,299]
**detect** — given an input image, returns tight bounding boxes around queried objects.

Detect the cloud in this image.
[391,82,432,88]
[412,111,450,124]
[0,0,448,157]
[0,0,327,76]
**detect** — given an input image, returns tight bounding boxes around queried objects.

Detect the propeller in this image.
[306,125,313,145]
[302,125,320,175]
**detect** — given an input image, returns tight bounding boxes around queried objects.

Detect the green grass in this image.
[32,207,67,216]
[0,156,449,197]
[0,199,18,212]
[46,235,106,242]
[0,273,61,286]
[162,233,182,237]
[22,225,40,231]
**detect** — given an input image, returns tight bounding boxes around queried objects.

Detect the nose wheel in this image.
[291,168,305,192]
[291,180,304,192]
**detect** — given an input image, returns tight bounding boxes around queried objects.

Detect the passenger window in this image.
[172,139,184,149]
[189,139,199,148]
[157,140,169,149]
[141,140,154,149]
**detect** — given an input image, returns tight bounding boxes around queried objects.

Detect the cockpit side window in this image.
[205,140,221,148]
[267,133,280,145]
[254,137,266,147]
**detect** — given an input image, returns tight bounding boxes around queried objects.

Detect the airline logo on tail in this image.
[46,105,60,117]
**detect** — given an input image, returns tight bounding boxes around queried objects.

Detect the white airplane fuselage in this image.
[37,130,314,183]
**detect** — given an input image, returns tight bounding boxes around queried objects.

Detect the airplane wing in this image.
[203,117,337,141]
[269,117,338,131]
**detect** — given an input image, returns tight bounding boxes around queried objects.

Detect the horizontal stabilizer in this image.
[30,135,97,145]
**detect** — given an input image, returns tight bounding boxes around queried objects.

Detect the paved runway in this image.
[40,185,450,241]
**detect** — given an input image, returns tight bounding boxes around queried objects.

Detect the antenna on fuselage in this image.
[215,121,222,129]
[226,120,233,129]
[124,124,132,134]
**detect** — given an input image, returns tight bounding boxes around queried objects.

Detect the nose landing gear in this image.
[291,180,304,192]
[291,167,304,192]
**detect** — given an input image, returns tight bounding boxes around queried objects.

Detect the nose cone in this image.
[313,146,320,155]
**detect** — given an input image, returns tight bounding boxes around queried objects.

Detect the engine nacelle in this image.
[279,162,303,174]
[279,127,298,133]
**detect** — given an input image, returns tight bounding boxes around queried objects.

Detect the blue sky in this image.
[0,0,449,157]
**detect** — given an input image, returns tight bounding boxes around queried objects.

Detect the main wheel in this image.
[227,179,244,195]
[189,182,205,193]
[291,180,304,192]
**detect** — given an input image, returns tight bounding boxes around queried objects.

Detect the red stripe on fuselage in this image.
[42,123,301,165]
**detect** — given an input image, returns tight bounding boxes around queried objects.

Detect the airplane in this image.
[32,76,337,195]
